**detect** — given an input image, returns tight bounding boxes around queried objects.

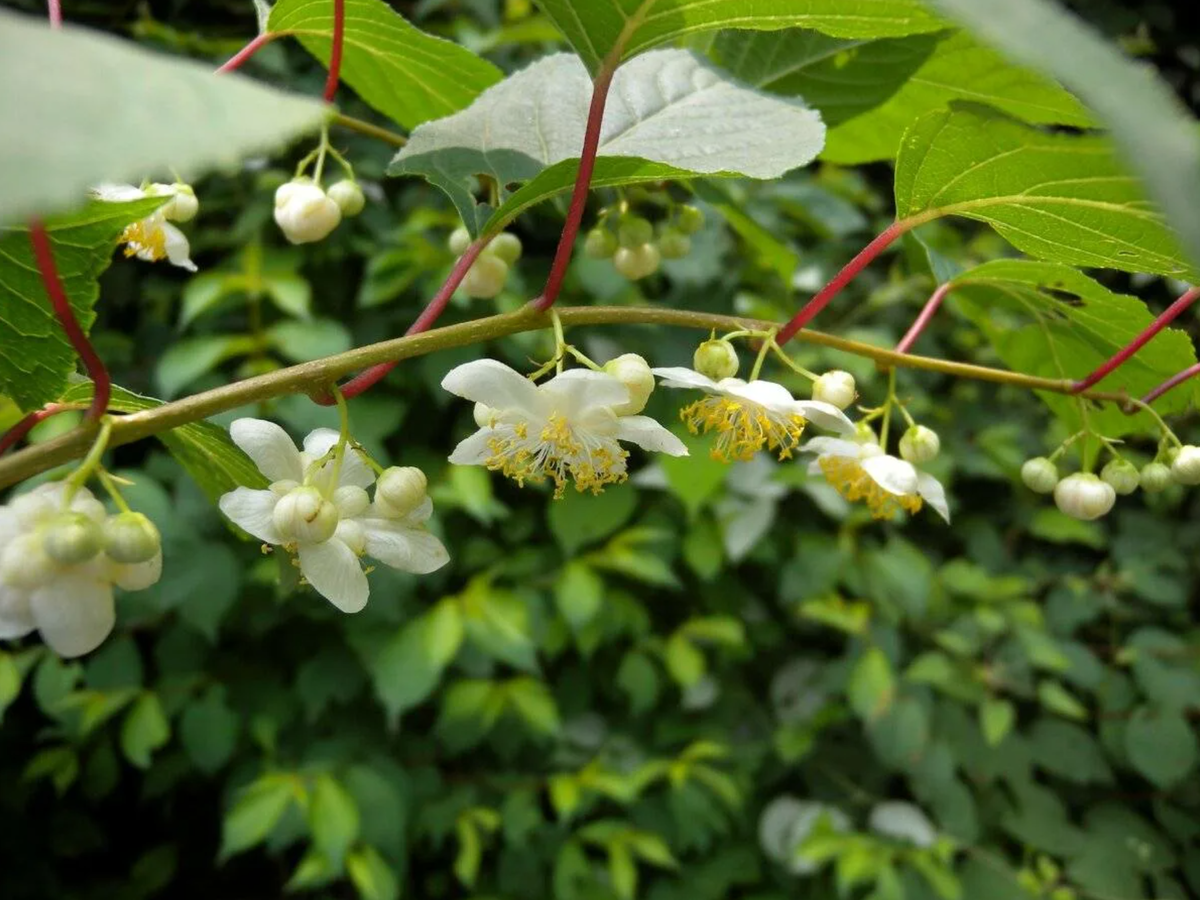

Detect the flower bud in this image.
[1140,461,1173,493]
[488,232,523,265]
[376,467,428,517]
[1170,444,1200,485]
[1021,457,1059,494]
[42,511,104,565]
[854,421,878,445]
[584,227,618,259]
[332,484,370,519]
[474,403,498,428]
[0,533,57,589]
[1100,459,1139,496]
[603,353,655,416]
[460,254,509,299]
[273,486,339,543]
[327,179,366,217]
[899,425,940,464]
[612,243,661,280]
[102,512,162,564]
[694,339,739,381]
[656,229,691,260]
[618,216,654,248]
[448,225,472,256]
[1054,472,1116,521]
[274,181,341,244]
[812,370,856,410]
[676,204,705,235]
[149,183,198,223]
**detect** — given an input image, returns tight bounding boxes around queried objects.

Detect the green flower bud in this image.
[899,425,940,464]
[102,512,162,564]
[693,339,739,381]
[583,227,618,259]
[854,421,878,445]
[273,486,339,544]
[460,254,509,299]
[42,511,103,565]
[812,370,856,410]
[603,353,655,415]
[656,229,691,260]
[487,232,523,265]
[448,225,472,256]
[612,243,661,280]
[1020,457,1059,494]
[327,179,366,216]
[676,204,705,235]
[1140,461,1173,492]
[618,216,654,248]
[1100,458,1139,495]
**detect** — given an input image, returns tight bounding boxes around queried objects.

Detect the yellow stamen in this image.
[681,396,806,462]
[819,456,922,519]
[484,413,627,498]
[119,219,167,261]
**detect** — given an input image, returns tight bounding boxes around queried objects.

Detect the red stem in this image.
[322,0,345,103]
[0,405,72,457]
[30,221,110,421]
[47,0,61,28]
[317,238,492,403]
[531,64,617,312]
[1072,286,1200,393]
[776,220,911,346]
[896,282,954,354]
[216,32,279,74]
[1141,362,1200,405]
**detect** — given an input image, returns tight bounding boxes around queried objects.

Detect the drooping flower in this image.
[442,359,687,497]
[274,180,342,244]
[652,367,854,463]
[92,183,197,272]
[0,483,162,657]
[801,436,950,522]
[218,419,447,613]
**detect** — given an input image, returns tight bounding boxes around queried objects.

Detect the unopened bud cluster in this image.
[275,177,365,245]
[449,228,524,299]
[584,204,705,280]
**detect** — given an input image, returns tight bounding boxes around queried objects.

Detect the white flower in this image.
[218,419,447,613]
[92,183,197,271]
[1170,445,1200,485]
[652,367,854,463]
[812,370,856,410]
[801,437,950,522]
[1053,472,1115,521]
[442,359,687,497]
[0,483,162,657]
[274,181,342,244]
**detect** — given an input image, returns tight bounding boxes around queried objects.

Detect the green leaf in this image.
[894,105,1196,280]
[616,650,661,715]
[532,0,945,73]
[949,259,1200,435]
[929,0,1200,281]
[1037,680,1088,721]
[462,587,539,672]
[664,632,706,688]
[219,775,297,860]
[389,49,825,234]
[309,774,360,868]
[979,697,1015,747]
[548,483,638,555]
[268,0,502,129]
[0,652,21,725]
[0,197,166,409]
[712,28,1089,164]
[554,561,605,632]
[370,599,464,722]
[848,647,895,721]
[1124,707,1198,789]
[59,382,269,500]
[347,845,400,900]
[180,687,239,774]
[506,677,562,736]
[119,692,171,769]
[155,335,255,398]
[0,9,326,224]
[266,318,352,362]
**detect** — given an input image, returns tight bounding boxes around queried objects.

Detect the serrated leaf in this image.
[949,259,1199,436]
[0,198,166,410]
[0,9,326,224]
[268,0,501,129]
[389,50,825,234]
[712,28,1090,164]
[58,382,268,500]
[895,105,1196,280]
[533,0,945,73]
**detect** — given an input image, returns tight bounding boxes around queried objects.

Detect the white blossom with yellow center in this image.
[92,183,197,272]
[652,367,854,462]
[802,437,950,522]
[442,359,687,497]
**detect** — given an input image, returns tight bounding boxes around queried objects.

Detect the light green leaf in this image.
[119,692,171,769]
[268,0,502,129]
[0,9,326,224]
[346,845,400,900]
[548,484,637,556]
[979,697,1015,747]
[263,273,312,320]
[0,652,21,725]
[0,198,165,410]
[554,561,605,632]
[180,687,239,774]
[370,599,464,722]
[155,334,255,398]
[1124,706,1198,789]
[219,775,296,860]
[848,647,895,721]
[389,49,825,234]
[712,28,1090,164]
[59,382,269,500]
[309,774,360,868]
[266,318,352,362]
[462,586,538,672]
[506,677,562,736]
[929,0,1200,281]
[532,0,945,73]
[949,259,1200,436]
[179,273,244,329]
[609,842,638,900]
[895,105,1197,280]
[664,632,705,688]
[1037,680,1088,721]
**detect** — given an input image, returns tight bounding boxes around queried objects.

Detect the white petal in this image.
[0,507,20,546]
[92,183,146,202]
[218,488,283,543]
[230,419,303,482]
[0,585,35,639]
[793,400,856,435]
[448,428,495,465]
[725,379,796,410]
[615,416,688,456]
[160,222,197,272]
[539,369,629,415]
[298,540,369,613]
[112,550,163,591]
[861,455,920,496]
[385,494,433,525]
[917,473,951,523]
[800,437,863,459]
[302,429,374,489]
[363,520,450,575]
[31,576,115,657]
[441,359,542,412]
[651,367,720,391]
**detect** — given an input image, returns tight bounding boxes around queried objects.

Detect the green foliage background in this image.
[2,2,1200,900]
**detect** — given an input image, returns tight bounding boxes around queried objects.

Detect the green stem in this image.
[97,468,132,512]
[64,417,113,501]
[1125,397,1183,447]
[880,368,897,450]
[748,331,775,381]
[328,385,350,488]
[312,125,331,184]
[551,311,566,376]
[768,342,819,381]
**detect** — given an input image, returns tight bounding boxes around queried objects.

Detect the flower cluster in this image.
[0,483,162,657]
[448,228,524,300]
[584,204,705,280]
[274,177,365,245]
[218,419,447,612]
